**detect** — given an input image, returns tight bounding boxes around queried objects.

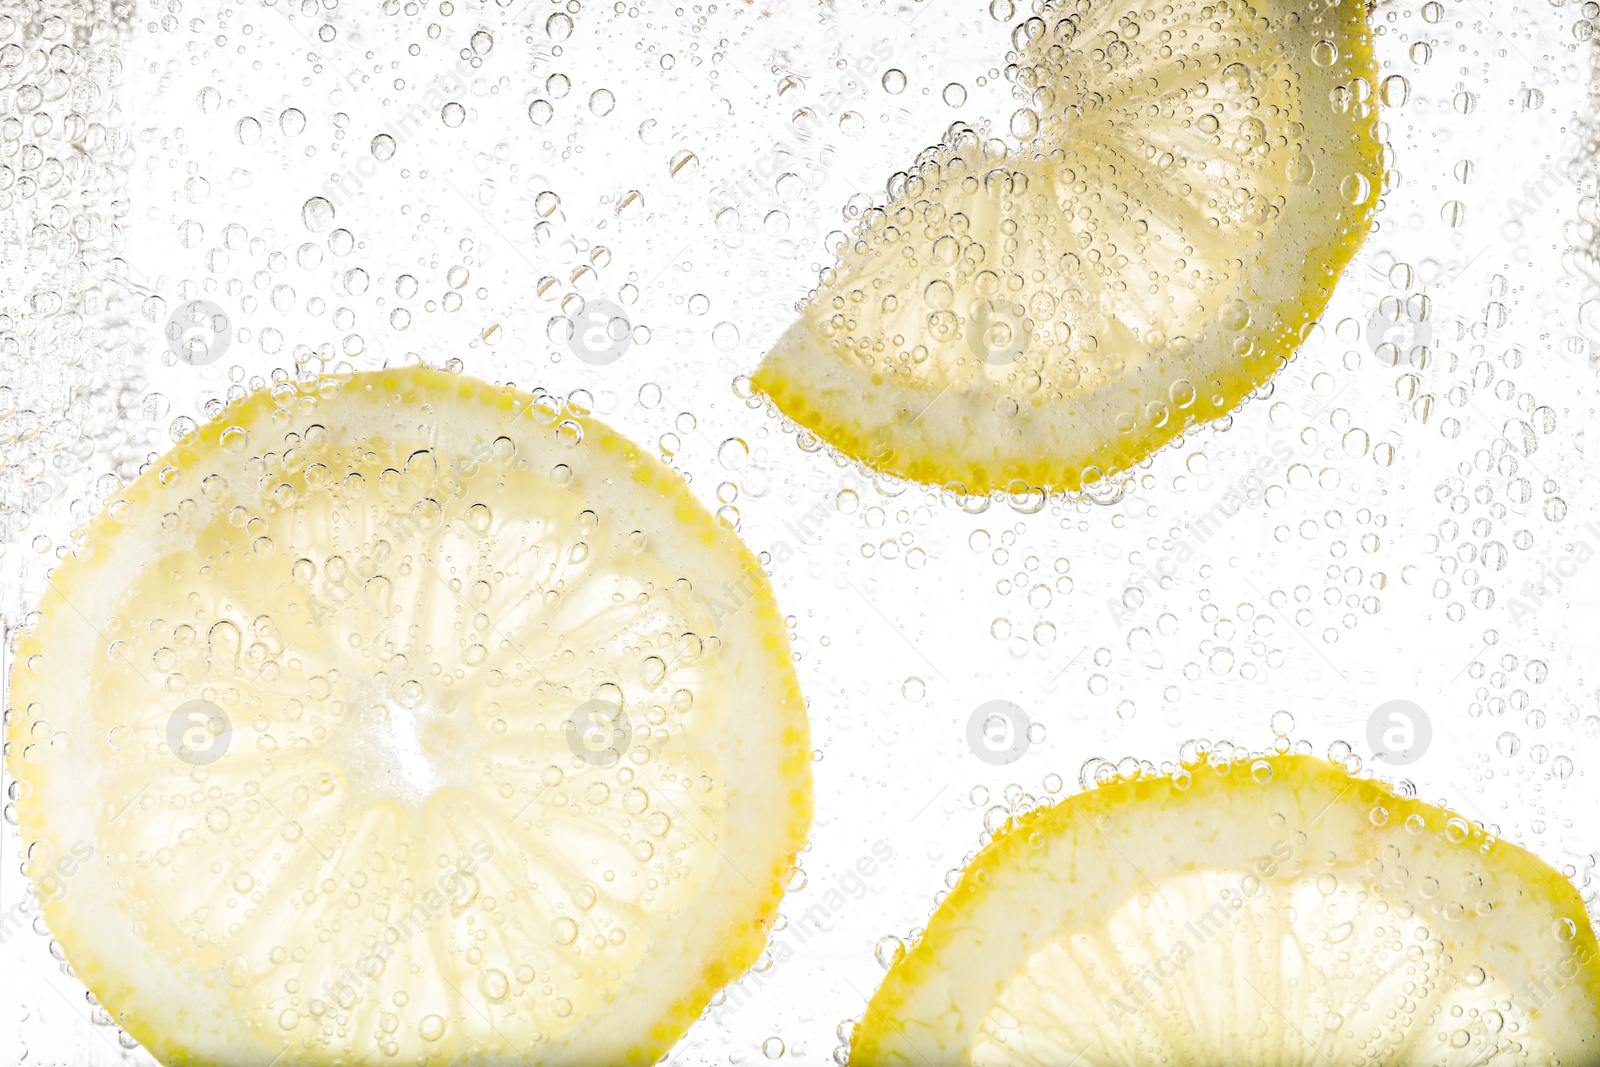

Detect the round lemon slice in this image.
[5,367,813,1065]
[754,0,1382,494]
[852,755,1600,1065]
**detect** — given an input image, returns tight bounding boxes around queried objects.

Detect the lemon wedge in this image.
[5,367,813,1065]
[852,754,1600,1065]
[754,0,1382,493]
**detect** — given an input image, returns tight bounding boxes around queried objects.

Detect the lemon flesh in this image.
[852,755,1600,1065]
[754,0,1381,493]
[5,368,813,1066]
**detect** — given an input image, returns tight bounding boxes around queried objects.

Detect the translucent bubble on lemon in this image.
[850,754,1600,1065]
[753,0,1382,494]
[6,367,813,1065]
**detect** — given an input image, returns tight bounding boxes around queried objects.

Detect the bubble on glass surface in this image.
[301,196,335,232]
[669,150,700,182]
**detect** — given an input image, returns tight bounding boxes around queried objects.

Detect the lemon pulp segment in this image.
[754,0,1382,493]
[5,368,813,1066]
[852,755,1600,1065]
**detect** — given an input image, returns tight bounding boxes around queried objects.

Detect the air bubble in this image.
[301,197,335,232]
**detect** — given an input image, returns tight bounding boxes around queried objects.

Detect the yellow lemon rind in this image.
[850,754,1600,1065]
[754,0,1383,496]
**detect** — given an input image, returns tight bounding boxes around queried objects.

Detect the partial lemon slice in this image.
[852,755,1600,1065]
[6,367,812,1065]
[754,0,1381,493]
